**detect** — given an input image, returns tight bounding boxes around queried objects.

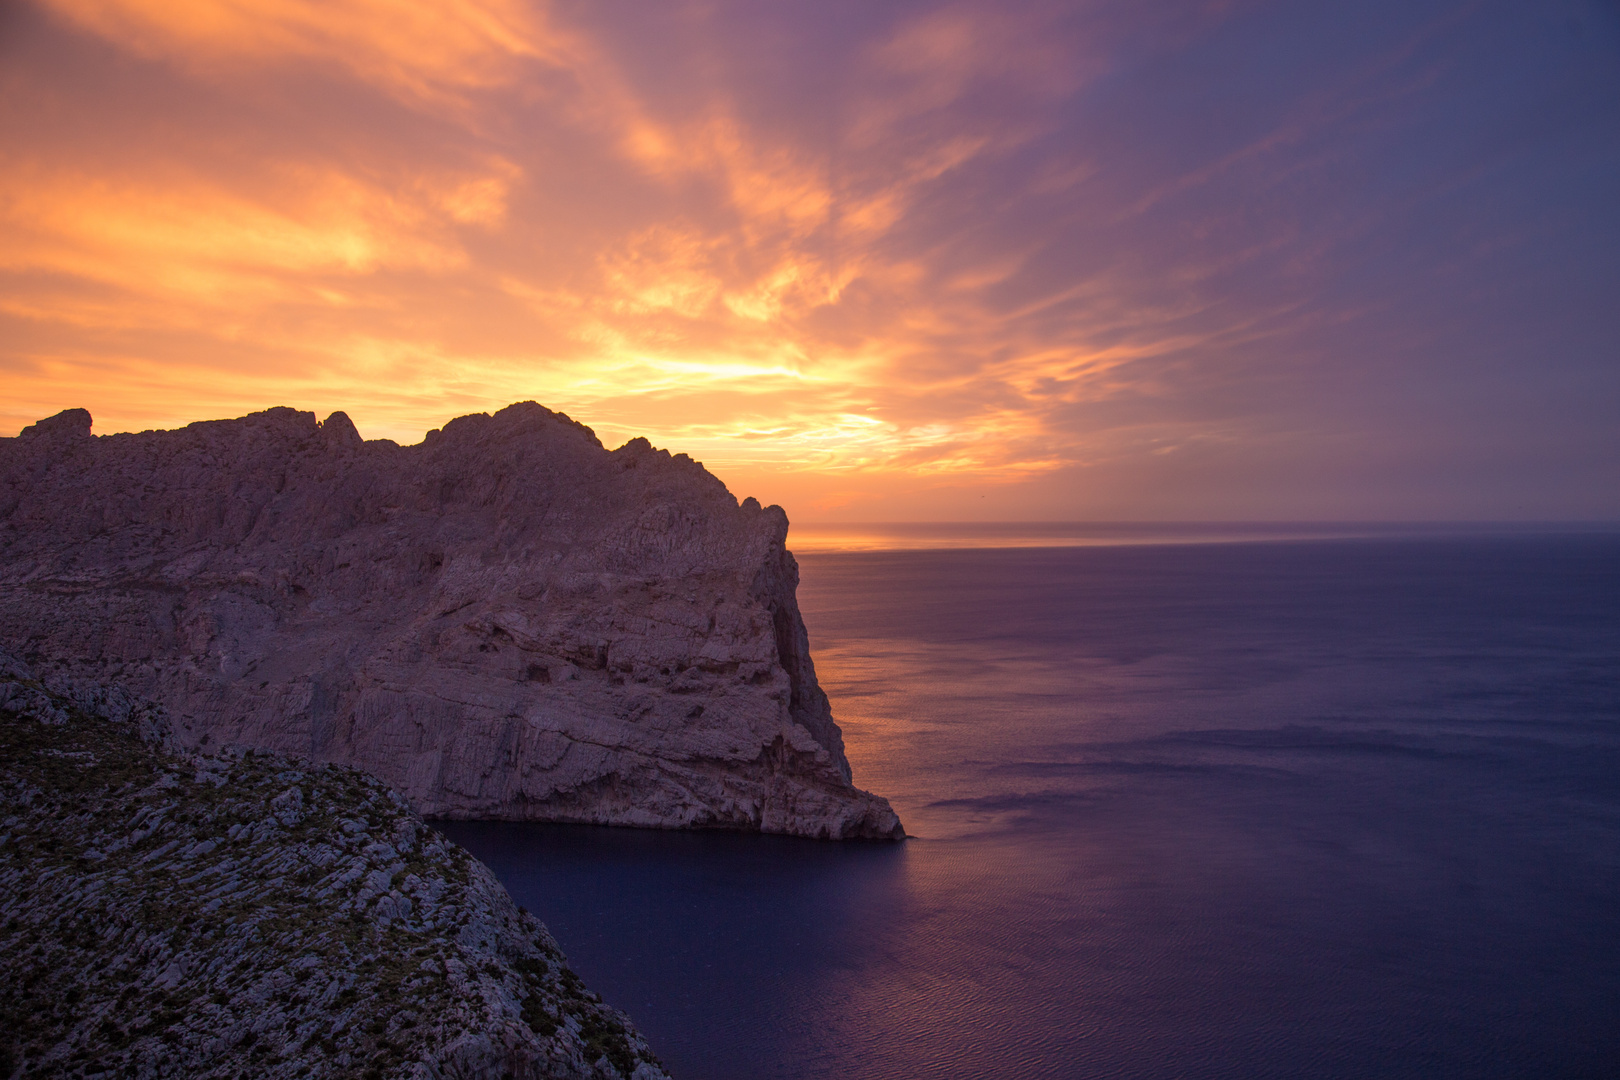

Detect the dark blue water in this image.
[443,535,1620,1079]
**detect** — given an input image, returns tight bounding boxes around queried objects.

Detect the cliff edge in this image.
[0,652,668,1079]
[0,404,903,840]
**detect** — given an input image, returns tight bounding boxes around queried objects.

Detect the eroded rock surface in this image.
[0,653,668,1079]
[0,404,902,839]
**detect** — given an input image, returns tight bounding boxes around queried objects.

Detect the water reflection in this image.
[784,520,1612,553]
[446,537,1620,1079]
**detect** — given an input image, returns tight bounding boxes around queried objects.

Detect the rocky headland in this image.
[0,651,668,1079]
[0,404,901,840]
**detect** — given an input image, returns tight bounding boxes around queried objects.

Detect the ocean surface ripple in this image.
[446,534,1620,1079]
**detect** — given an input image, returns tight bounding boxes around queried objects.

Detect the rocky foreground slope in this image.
[0,653,668,1079]
[0,404,901,839]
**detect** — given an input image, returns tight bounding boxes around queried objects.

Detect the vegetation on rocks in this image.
[0,653,667,1080]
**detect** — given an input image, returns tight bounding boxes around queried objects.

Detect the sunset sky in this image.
[2,0,1617,521]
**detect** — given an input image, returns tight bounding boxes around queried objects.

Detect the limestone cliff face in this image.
[0,404,902,839]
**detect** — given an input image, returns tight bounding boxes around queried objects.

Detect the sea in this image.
[443,525,1620,1079]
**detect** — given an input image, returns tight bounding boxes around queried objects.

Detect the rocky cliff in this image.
[0,652,668,1079]
[0,404,901,840]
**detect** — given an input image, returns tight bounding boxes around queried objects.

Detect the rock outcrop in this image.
[0,652,668,1079]
[0,404,902,839]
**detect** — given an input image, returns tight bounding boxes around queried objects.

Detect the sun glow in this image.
[10,0,1584,521]
[3,0,1201,508]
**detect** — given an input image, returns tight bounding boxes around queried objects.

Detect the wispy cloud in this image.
[39,0,569,101]
[3,0,1615,518]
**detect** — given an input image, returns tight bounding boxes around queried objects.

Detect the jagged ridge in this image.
[0,404,903,840]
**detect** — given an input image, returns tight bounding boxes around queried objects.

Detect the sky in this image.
[2,0,1617,521]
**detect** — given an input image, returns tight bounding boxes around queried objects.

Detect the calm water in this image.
[443,534,1620,1079]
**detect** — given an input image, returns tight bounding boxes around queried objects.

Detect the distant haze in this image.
[2,0,1616,521]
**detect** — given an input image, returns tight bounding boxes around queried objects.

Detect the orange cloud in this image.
[0,164,466,311]
[2,0,1336,517]
[38,0,570,101]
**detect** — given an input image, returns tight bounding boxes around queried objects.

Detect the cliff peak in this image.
[16,408,92,441]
